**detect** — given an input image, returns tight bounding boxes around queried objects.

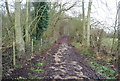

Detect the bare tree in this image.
[117,1,120,77]
[15,0,25,59]
[82,0,86,40]
[25,0,30,43]
[87,0,92,47]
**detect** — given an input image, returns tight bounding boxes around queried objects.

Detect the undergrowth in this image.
[71,41,117,79]
[89,61,116,79]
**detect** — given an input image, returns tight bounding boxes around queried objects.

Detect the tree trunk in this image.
[111,12,117,54]
[5,0,16,65]
[82,0,86,40]
[117,1,120,77]
[15,0,25,59]
[0,9,2,81]
[87,0,92,47]
[97,30,103,52]
[25,0,30,43]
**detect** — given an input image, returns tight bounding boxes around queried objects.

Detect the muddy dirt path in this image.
[4,36,101,80]
[44,36,99,79]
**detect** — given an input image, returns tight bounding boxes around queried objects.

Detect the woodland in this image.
[0,0,120,80]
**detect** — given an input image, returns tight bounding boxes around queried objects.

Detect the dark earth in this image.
[2,36,105,80]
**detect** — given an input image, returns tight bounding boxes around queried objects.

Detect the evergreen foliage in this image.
[32,2,49,39]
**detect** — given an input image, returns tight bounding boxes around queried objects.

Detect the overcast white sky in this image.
[62,0,119,32]
[1,0,120,32]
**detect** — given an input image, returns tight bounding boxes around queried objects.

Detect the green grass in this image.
[71,42,82,49]
[36,62,44,66]
[71,41,117,79]
[17,76,26,81]
[30,67,44,72]
[14,64,22,68]
[30,62,44,72]
[89,61,116,79]
[71,42,94,55]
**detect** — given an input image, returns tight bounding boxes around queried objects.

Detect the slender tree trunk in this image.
[13,41,16,65]
[5,0,16,65]
[0,9,2,81]
[60,0,62,9]
[5,0,13,40]
[31,39,34,56]
[15,0,25,58]
[82,0,86,40]
[25,0,30,43]
[97,30,103,52]
[117,1,120,78]
[87,0,92,47]
[111,12,117,54]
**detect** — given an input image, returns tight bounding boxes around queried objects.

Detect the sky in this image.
[1,0,119,32]
[61,0,119,33]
